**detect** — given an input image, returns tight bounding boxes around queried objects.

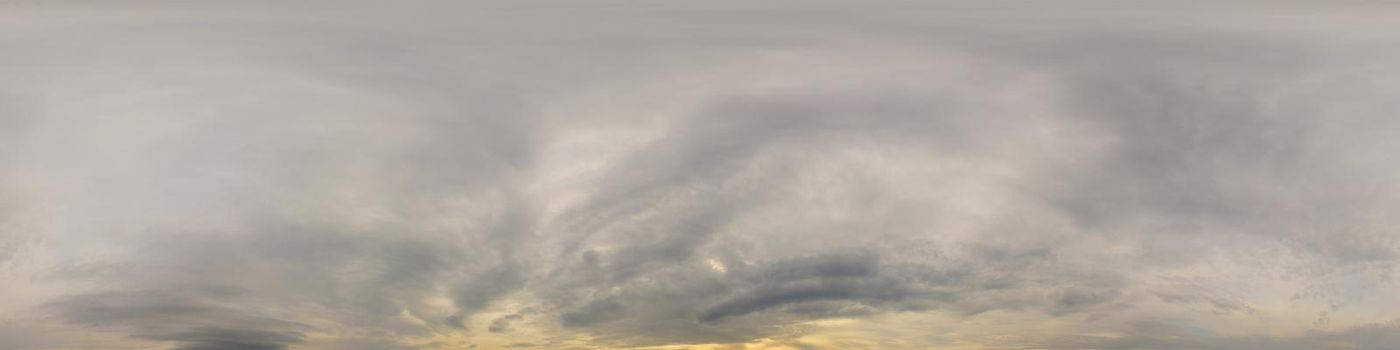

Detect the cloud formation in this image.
[2,1,1400,349]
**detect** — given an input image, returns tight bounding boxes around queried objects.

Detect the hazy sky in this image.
[3,1,1400,349]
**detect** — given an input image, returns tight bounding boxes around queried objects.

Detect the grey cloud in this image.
[698,279,911,323]
[487,312,526,333]
[1024,33,1400,270]
[1151,288,1256,315]
[3,1,1400,349]
[746,251,880,283]
[163,329,300,350]
[698,252,897,323]
[448,263,524,329]
[1036,319,1400,350]
[45,291,309,350]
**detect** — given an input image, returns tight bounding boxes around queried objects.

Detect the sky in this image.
[3,1,1400,349]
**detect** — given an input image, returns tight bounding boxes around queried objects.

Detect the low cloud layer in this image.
[3,1,1400,349]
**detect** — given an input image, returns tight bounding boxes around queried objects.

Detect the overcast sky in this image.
[3,1,1400,349]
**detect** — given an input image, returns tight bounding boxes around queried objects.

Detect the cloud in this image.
[44,291,309,350]
[1035,319,1400,350]
[2,1,1400,349]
